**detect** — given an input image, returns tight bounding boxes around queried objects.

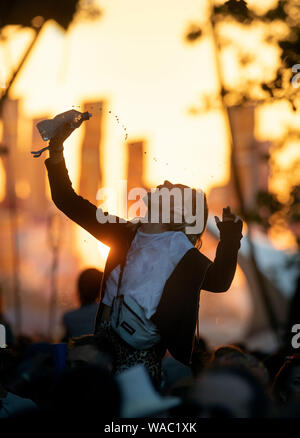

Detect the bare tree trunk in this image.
[207,0,282,342]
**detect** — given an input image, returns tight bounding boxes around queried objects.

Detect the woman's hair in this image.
[210,345,269,387]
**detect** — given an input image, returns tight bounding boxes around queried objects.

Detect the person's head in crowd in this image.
[211,345,269,386]
[51,365,121,419]
[211,345,246,364]
[77,268,102,307]
[263,348,287,382]
[67,334,113,372]
[272,355,300,404]
[190,365,269,418]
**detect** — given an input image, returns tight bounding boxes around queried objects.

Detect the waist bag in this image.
[111,294,161,349]
[110,254,161,350]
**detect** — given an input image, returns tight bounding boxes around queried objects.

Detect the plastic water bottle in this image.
[36,109,92,141]
[31,109,92,157]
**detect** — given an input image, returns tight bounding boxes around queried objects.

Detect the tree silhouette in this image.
[0,0,102,113]
[186,0,300,234]
[185,0,300,340]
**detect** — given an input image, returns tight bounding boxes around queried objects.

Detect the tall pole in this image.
[0,23,44,334]
[9,199,22,335]
[1,99,22,335]
[1,150,22,335]
[47,214,61,340]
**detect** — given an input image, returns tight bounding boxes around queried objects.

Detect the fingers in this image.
[222,206,235,222]
[222,206,231,217]
[219,206,242,224]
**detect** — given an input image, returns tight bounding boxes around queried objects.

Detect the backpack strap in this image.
[116,221,140,297]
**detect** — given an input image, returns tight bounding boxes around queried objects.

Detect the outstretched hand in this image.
[214,206,243,241]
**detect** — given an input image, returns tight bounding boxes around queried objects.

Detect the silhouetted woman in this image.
[44,122,243,386]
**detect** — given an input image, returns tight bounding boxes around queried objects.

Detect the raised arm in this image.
[202,207,243,292]
[45,123,127,249]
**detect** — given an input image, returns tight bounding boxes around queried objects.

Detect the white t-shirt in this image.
[102,229,194,319]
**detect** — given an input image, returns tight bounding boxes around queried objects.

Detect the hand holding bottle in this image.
[31,109,92,158]
[48,121,76,152]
